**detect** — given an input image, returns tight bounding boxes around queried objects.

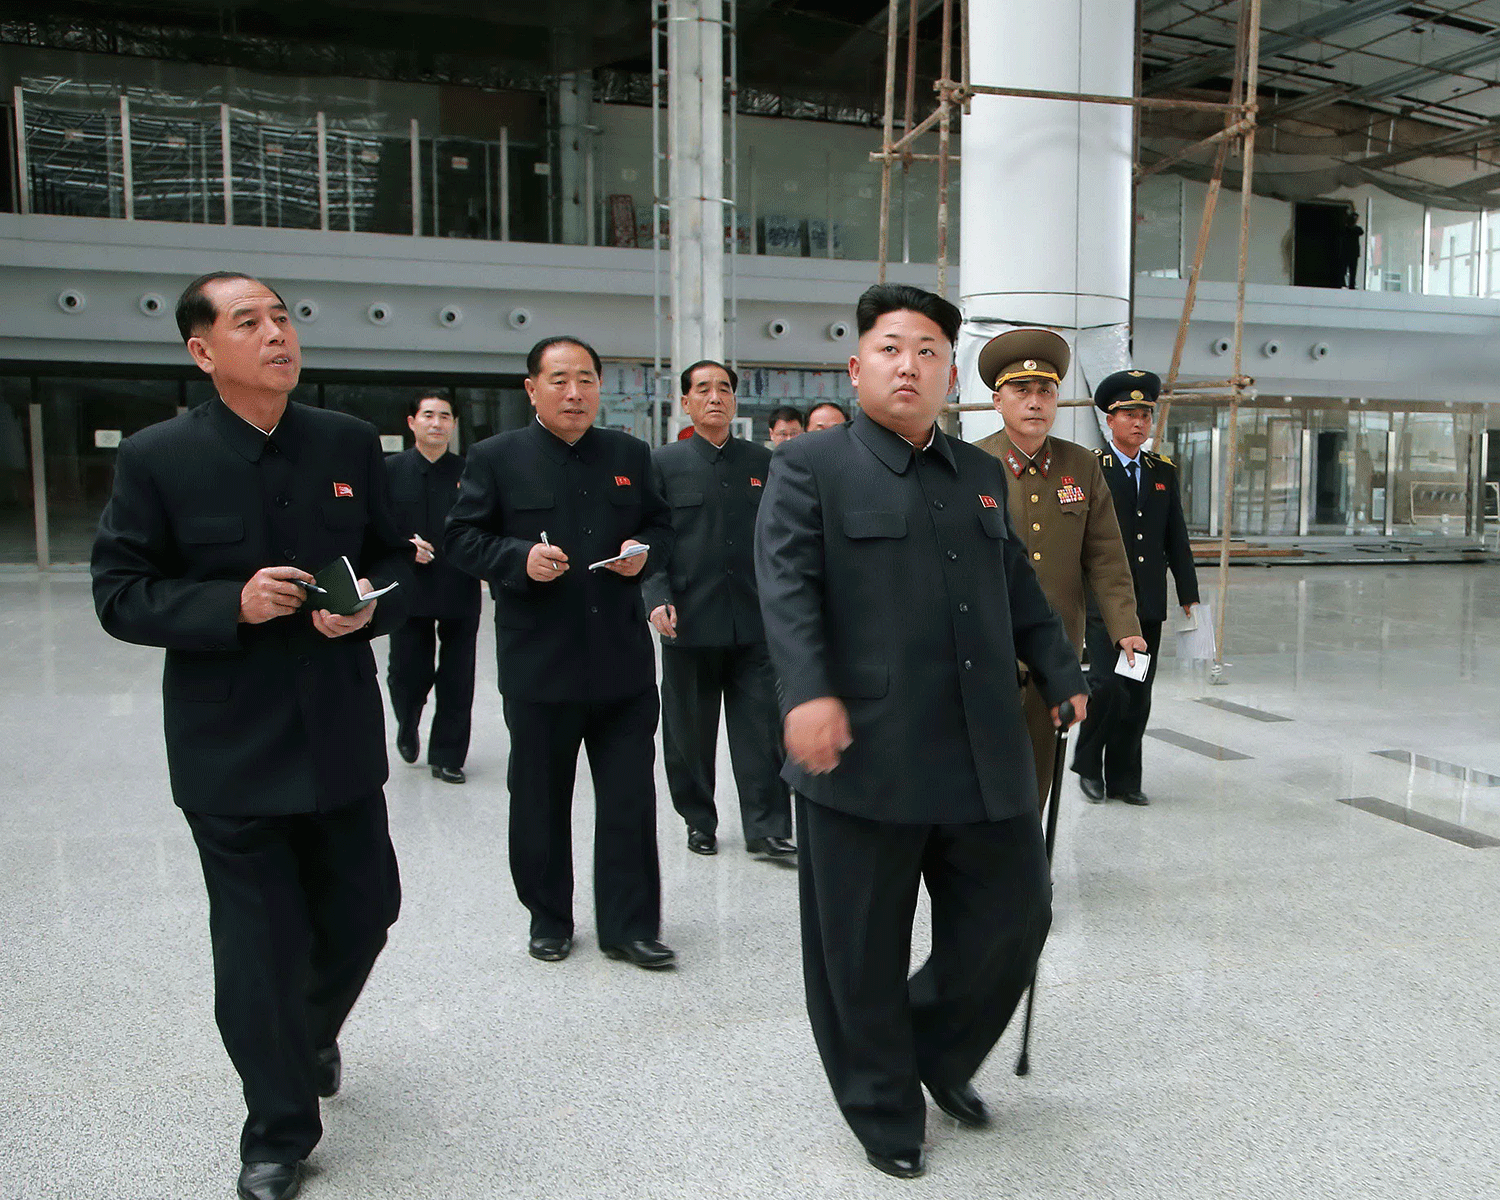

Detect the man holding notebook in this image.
[91,271,410,1200]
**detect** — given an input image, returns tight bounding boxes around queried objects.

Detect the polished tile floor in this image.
[4,565,1500,1199]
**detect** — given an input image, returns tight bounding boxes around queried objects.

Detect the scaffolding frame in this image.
[870,0,1265,678]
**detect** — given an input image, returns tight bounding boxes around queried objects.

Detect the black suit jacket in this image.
[643,433,770,648]
[755,411,1085,823]
[385,447,481,620]
[1096,447,1200,622]
[443,420,672,703]
[91,399,412,817]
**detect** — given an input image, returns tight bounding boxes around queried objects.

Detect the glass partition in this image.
[1427,209,1480,298]
[1364,193,1424,293]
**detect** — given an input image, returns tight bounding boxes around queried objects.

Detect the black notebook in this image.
[311,555,399,616]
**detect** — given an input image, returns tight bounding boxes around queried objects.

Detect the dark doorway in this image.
[1314,430,1348,525]
[1294,202,1356,288]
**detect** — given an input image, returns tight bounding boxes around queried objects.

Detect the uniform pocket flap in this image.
[179,514,244,544]
[843,510,908,539]
[836,663,889,698]
[511,491,554,511]
[671,491,705,508]
[321,498,365,526]
[977,508,1007,539]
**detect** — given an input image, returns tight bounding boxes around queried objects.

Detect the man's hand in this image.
[239,565,316,624]
[604,538,648,577]
[527,541,570,581]
[1183,603,1197,616]
[785,696,853,775]
[410,535,435,565]
[1052,692,1089,729]
[311,578,378,639]
[1118,634,1149,667]
[650,603,678,638]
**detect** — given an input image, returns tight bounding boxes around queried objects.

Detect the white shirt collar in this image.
[1111,439,1141,469]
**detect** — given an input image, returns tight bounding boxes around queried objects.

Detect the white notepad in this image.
[1115,649,1151,681]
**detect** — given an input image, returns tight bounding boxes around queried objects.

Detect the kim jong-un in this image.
[755,283,1088,1179]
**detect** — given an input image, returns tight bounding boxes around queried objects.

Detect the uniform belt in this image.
[1016,663,1031,688]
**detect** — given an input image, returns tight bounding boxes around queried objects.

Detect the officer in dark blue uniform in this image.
[385,393,481,784]
[1071,370,1200,806]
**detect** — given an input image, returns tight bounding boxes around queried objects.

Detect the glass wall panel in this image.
[1427,209,1480,298]
[1364,193,1424,293]
[37,378,180,563]
[1136,175,1182,278]
[1230,409,1302,535]
[1162,409,1215,533]
[0,378,36,563]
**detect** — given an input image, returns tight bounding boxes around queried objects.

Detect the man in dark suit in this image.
[1071,370,1200,806]
[768,404,804,448]
[755,283,1088,1180]
[385,393,481,784]
[645,360,793,860]
[444,335,677,970]
[91,272,410,1200]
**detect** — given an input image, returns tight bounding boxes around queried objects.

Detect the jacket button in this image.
[959,603,969,613]
[1031,522,1041,532]
[1030,494,1039,503]
[963,659,973,670]
[590,605,599,614]
[726,539,734,546]
[276,495,291,508]
[1138,555,1145,563]
[298,655,310,667]
[721,480,729,488]
[284,551,297,561]
[1028,467,1036,475]
[1137,533,1143,540]
[1032,551,1041,561]
[584,527,592,535]
[1137,510,1143,518]
[947,551,957,561]
[933,500,944,509]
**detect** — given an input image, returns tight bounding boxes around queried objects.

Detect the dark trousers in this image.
[387,612,479,768]
[1072,616,1164,794]
[184,794,401,1164]
[796,796,1051,1156]
[661,642,791,842]
[501,689,662,946]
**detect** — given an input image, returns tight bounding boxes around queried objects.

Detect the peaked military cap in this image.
[1094,368,1161,414]
[977,327,1071,392]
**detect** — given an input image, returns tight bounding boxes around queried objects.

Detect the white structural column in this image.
[556,72,595,246]
[668,0,725,431]
[957,0,1135,445]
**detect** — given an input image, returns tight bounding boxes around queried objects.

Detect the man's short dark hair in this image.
[854,283,962,346]
[808,401,849,423]
[768,405,804,429]
[527,335,603,379]
[680,359,739,395]
[409,392,454,418]
[175,271,286,343]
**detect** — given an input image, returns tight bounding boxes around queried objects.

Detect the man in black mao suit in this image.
[91,273,410,1200]
[645,359,794,859]
[444,335,677,970]
[1072,370,1200,806]
[385,393,481,784]
[755,284,1088,1180]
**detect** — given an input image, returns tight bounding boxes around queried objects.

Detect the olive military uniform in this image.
[973,430,1139,800]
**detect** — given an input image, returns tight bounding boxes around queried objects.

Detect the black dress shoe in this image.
[1115,789,1150,806]
[315,1043,341,1097]
[528,936,573,962]
[431,765,466,784]
[687,829,717,855]
[237,1160,302,1200]
[602,939,678,969]
[865,1148,926,1179]
[396,727,418,764]
[1076,773,1106,803]
[746,835,797,858]
[927,1079,991,1129]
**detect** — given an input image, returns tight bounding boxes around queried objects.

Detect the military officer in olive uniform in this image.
[972,329,1145,803]
[1071,369,1200,806]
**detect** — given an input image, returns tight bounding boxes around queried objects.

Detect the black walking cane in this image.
[1015,697,1074,1077]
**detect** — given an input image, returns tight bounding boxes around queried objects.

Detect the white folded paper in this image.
[1175,602,1217,661]
[1114,649,1150,681]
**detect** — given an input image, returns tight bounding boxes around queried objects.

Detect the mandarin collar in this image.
[852,408,956,474]
[210,397,298,463]
[531,417,596,463]
[689,432,732,463]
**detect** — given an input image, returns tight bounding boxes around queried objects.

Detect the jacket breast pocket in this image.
[321,498,366,527]
[178,514,244,544]
[836,663,889,699]
[977,508,1008,539]
[671,491,705,509]
[511,491,554,512]
[843,511,908,540]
